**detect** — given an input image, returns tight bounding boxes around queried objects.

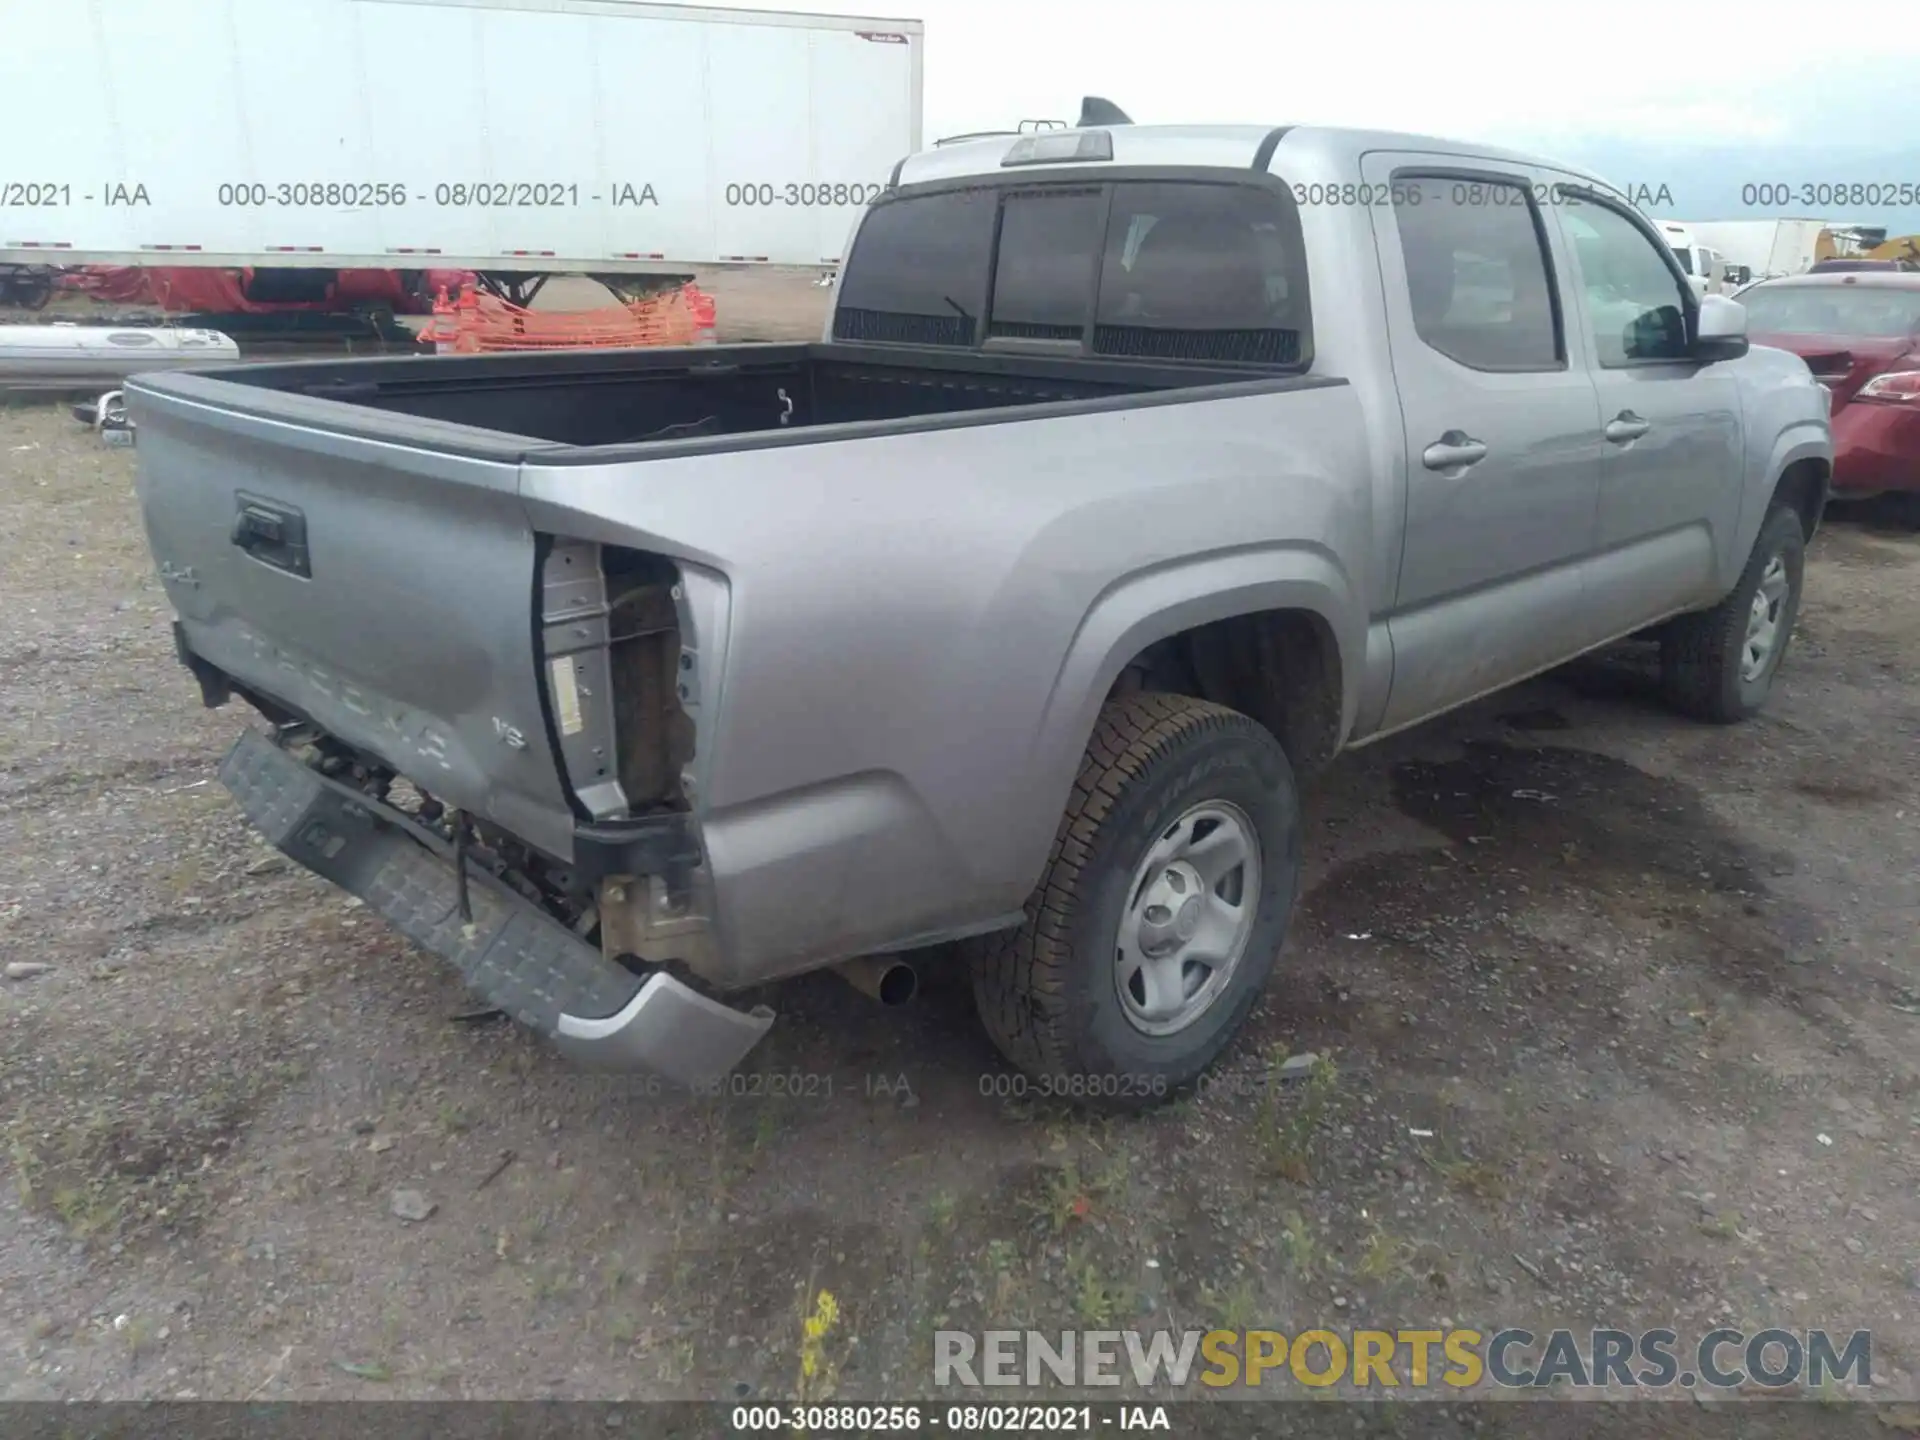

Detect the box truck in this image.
[1683,220,1828,282]
[0,0,923,290]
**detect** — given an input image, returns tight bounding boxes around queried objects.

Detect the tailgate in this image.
[128,376,580,863]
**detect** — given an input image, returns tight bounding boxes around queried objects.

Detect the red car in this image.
[1739,272,1920,496]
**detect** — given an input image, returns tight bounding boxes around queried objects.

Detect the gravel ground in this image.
[2,278,1918,1431]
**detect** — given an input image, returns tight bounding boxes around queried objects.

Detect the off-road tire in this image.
[969,693,1300,1110]
[1660,505,1806,723]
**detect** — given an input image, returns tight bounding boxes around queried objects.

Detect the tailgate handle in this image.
[231,493,311,579]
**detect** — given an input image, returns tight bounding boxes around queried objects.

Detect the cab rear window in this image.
[1093,182,1306,365]
[834,177,1311,369]
[830,188,998,347]
[989,188,1107,341]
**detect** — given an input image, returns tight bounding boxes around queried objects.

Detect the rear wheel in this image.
[1660,505,1806,723]
[970,693,1300,1109]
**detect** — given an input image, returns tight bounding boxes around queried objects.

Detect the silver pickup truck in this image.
[129,121,1832,1106]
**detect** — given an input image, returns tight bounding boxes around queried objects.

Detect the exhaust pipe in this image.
[833,955,918,1007]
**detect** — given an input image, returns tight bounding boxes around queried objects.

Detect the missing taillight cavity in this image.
[605,546,697,811]
[538,539,696,821]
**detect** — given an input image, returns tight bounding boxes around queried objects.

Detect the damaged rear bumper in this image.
[218,729,772,1086]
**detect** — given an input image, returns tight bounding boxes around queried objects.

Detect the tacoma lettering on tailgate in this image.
[238,626,455,772]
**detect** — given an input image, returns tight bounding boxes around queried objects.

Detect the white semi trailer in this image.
[0,0,923,288]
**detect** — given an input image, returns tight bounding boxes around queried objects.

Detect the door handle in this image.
[1604,411,1652,443]
[1421,431,1488,471]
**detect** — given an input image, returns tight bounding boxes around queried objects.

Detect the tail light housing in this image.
[1857,369,1920,404]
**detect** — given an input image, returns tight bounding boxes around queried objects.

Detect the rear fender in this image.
[1017,544,1360,884]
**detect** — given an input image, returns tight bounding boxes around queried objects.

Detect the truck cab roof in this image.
[894,122,1622,197]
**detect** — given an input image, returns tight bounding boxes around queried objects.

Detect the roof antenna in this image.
[1078,96,1132,127]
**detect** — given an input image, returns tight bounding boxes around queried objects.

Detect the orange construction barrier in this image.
[427,285,454,353]
[418,281,718,353]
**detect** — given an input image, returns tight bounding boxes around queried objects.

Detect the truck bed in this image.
[152,341,1288,456]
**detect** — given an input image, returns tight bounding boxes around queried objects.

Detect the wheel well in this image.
[1771,457,1829,540]
[1111,609,1343,775]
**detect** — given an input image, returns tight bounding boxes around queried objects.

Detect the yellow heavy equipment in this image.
[1815,229,1920,266]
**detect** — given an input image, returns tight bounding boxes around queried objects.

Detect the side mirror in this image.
[1693,294,1749,361]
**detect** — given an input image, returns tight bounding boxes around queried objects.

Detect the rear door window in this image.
[1390,176,1563,371]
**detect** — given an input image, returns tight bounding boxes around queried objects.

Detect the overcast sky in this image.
[704,0,1920,231]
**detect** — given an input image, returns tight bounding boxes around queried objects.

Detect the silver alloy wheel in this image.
[1741,552,1791,683]
[1114,801,1261,1036]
